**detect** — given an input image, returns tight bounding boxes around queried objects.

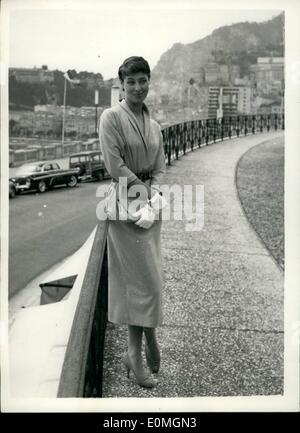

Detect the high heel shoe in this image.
[122,353,158,388]
[145,342,161,374]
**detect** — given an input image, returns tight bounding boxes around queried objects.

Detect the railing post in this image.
[236,116,240,137]
[213,118,217,143]
[252,115,255,134]
[191,121,195,151]
[204,119,208,145]
[282,113,285,130]
[267,114,270,132]
[175,124,180,159]
[179,123,183,155]
[171,126,178,159]
[274,113,278,131]
[221,117,224,141]
[244,115,248,136]
[187,122,191,151]
[224,116,228,139]
[163,129,171,166]
[260,115,263,133]
[228,117,232,139]
[168,127,173,163]
[197,120,201,148]
[183,122,187,154]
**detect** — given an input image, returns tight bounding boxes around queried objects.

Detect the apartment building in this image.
[208,87,239,118]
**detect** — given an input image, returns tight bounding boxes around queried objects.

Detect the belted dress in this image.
[99,100,166,327]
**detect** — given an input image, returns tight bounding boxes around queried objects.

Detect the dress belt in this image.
[136,171,152,182]
[112,172,152,183]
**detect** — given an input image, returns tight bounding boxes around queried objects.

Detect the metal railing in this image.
[57,112,284,397]
[161,113,284,165]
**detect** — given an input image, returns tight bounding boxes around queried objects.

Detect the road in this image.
[9,179,110,297]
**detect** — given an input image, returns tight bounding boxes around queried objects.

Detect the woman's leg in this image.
[143,327,158,347]
[124,325,157,387]
[143,327,160,373]
[123,325,158,387]
[127,325,147,378]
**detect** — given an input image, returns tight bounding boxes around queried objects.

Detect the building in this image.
[208,87,239,118]
[229,65,240,83]
[250,57,284,95]
[237,87,252,115]
[64,115,96,136]
[219,65,230,83]
[63,108,105,136]
[10,65,54,83]
[234,77,250,86]
[257,100,283,115]
[204,63,219,84]
[208,87,221,118]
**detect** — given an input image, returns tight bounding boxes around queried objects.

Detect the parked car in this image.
[69,150,110,181]
[10,161,79,193]
[9,180,17,198]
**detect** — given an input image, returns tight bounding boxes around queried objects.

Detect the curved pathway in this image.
[102,131,284,402]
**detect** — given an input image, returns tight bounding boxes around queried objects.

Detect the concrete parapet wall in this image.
[9,140,100,167]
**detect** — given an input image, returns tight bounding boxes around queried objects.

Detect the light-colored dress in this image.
[99,100,166,327]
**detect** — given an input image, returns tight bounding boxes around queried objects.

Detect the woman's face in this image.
[123,72,149,106]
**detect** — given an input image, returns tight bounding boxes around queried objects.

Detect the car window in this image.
[15,165,42,174]
[70,157,80,163]
[80,156,87,162]
[44,164,52,171]
[52,163,59,170]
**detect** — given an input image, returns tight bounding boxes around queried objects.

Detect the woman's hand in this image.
[132,203,156,229]
[149,191,168,216]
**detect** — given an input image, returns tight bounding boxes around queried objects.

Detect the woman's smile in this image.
[123,72,150,106]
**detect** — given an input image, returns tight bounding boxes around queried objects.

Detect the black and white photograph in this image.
[1,0,299,414]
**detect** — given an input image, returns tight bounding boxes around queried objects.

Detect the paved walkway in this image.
[102,131,284,401]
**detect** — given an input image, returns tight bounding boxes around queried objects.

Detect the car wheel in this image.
[67,175,78,188]
[95,171,104,181]
[37,180,47,193]
[75,164,85,176]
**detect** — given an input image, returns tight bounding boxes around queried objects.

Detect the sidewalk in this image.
[102,131,284,400]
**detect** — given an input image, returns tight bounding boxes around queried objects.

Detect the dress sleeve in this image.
[99,109,137,184]
[151,128,166,188]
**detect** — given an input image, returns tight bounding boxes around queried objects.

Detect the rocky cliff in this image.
[149,13,284,107]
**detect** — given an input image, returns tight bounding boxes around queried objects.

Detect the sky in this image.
[6,1,282,80]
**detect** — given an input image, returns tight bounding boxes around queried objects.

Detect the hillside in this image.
[9,70,112,109]
[150,13,284,106]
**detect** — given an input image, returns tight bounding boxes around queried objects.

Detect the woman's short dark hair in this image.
[118,56,151,82]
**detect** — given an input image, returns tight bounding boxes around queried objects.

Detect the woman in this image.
[99,56,166,388]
